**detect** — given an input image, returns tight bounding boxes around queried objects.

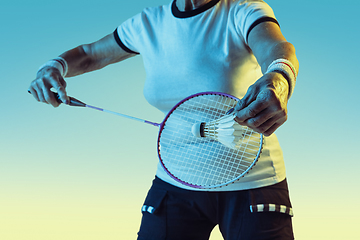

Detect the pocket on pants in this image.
[248,179,293,217]
[250,203,294,216]
[137,186,167,240]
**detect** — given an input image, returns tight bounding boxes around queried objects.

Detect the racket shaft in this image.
[86,105,159,126]
[28,91,159,127]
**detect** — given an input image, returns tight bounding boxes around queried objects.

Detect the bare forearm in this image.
[29,33,134,107]
[248,22,299,75]
[58,45,92,77]
[60,34,134,77]
[260,41,299,75]
[234,21,300,136]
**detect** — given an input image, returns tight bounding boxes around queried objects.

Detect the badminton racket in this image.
[31,91,263,189]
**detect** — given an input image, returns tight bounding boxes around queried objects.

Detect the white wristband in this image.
[266,58,297,98]
[38,57,68,77]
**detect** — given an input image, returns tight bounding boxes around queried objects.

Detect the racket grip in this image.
[28,90,86,107]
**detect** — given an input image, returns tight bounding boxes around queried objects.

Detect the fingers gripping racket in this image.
[44,91,263,189]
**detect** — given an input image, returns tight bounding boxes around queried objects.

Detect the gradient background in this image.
[1,0,359,239]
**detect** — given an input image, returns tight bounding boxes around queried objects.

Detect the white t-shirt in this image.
[116,0,287,191]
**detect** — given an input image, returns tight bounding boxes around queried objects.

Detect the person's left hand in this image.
[234,72,289,136]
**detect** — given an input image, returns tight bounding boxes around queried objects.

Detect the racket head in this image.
[157,92,263,189]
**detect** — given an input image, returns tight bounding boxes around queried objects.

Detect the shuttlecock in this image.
[191,113,245,149]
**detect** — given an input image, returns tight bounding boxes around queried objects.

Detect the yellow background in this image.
[1,0,359,239]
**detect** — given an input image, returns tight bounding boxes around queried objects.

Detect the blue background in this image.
[1,0,359,239]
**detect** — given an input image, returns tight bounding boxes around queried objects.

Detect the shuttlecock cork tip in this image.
[191,122,203,138]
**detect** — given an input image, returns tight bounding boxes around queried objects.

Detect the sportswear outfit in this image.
[114,0,294,239]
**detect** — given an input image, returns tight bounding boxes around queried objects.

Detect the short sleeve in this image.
[115,12,143,54]
[233,0,277,44]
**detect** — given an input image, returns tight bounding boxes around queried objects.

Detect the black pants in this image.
[138,177,294,240]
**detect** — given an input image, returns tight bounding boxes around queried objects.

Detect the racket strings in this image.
[159,94,262,188]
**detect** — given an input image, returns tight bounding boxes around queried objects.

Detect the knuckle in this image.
[259,89,275,101]
[274,101,282,110]
[270,101,286,115]
[49,70,61,80]
[44,94,53,103]
[30,81,37,89]
[280,114,288,123]
[256,125,266,133]
[248,84,255,92]
[247,108,257,118]
[276,109,287,120]
[246,85,257,97]
[34,77,47,87]
[254,97,267,108]
[248,118,260,128]
[234,116,243,124]
[38,68,60,81]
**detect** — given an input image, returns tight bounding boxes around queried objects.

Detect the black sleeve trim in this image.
[113,29,140,55]
[246,17,280,43]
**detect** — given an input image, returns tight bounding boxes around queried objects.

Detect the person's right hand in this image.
[28,67,69,107]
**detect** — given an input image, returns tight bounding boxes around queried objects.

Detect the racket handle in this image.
[28,90,86,107]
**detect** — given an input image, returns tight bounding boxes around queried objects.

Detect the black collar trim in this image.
[172,0,221,18]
